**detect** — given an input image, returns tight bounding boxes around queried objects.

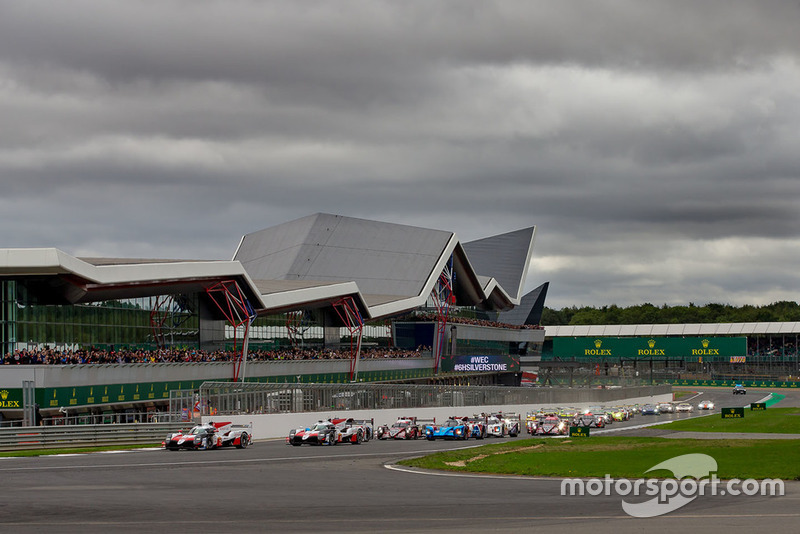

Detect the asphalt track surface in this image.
[1,388,798,533]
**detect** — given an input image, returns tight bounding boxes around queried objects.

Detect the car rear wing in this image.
[416,417,436,427]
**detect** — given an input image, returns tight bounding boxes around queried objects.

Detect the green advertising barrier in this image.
[35,367,434,410]
[721,407,745,419]
[569,426,591,437]
[554,336,746,361]
[0,388,23,409]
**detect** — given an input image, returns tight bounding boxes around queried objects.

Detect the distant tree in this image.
[540,301,800,325]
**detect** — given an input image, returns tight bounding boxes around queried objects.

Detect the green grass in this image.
[0,444,161,457]
[658,407,800,433]
[672,390,695,400]
[399,437,800,480]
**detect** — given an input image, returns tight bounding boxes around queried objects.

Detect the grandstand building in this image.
[0,213,545,423]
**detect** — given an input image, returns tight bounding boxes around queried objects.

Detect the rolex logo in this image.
[648,339,656,348]
[0,390,8,400]
[594,339,602,348]
[702,339,709,348]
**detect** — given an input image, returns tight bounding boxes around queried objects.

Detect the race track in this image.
[1,388,798,533]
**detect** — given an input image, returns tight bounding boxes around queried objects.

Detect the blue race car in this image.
[425,418,470,440]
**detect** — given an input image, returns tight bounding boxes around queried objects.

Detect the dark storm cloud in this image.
[2,1,800,308]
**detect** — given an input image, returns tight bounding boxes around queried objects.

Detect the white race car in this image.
[164,422,251,450]
[698,400,715,410]
[484,413,520,437]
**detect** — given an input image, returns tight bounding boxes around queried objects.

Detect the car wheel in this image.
[352,430,363,445]
[236,433,249,449]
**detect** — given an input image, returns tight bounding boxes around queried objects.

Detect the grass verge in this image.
[398,437,800,480]
[658,406,800,433]
[0,444,161,457]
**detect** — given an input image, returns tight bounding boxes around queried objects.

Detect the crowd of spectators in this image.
[411,312,542,330]
[0,345,430,365]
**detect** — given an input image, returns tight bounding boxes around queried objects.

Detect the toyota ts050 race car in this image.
[425,418,470,440]
[288,421,338,446]
[288,418,371,446]
[377,417,421,440]
[163,422,251,450]
[331,417,373,443]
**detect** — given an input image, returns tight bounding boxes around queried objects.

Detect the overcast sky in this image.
[2,1,800,309]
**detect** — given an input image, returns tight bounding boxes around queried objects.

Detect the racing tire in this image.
[352,430,363,445]
[236,433,250,449]
[291,442,301,446]
[427,436,435,441]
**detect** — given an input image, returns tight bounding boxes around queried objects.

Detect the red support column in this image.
[430,265,454,374]
[205,280,257,382]
[332,297,364,381]
[149,294,172,350]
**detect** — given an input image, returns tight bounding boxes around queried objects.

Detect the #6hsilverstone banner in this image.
[441,354,520,373]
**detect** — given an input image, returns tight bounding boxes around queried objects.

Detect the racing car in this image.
[675,403,694,413]
[330,417,372,443]
[698,400,715,410]
[657,402,675,414]
[424,418,470,440]
[640,404,660,415]
[573,411,605,428]
[484,413,520,437]
[733,384,747,395]
[462,416,487,439]
[529,413,569,435]
[376,417,421,440]
[288,420,340,445]
[163,421,251,450]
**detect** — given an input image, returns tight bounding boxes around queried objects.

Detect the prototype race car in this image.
[425,418,469,440]
[733,384,747,395]
[698,400,715,410]
[463,416,487,439]
[573,411,605,428]
[529,414,568,435]
[376,417,421,440]
[163,421,251,450]
[484,413,520,437]
[288,421,339,446]
[330,417,372,444]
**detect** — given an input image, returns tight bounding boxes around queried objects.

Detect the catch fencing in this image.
[0,422,189,451]
[195,382,672,416]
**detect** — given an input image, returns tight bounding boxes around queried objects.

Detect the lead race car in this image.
[163,421,251,450]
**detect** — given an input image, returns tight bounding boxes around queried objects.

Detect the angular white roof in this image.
[0,213,539,321]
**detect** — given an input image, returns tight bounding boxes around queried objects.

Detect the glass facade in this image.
[0,281,200,354]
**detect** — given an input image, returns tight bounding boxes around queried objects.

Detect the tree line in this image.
[540,301,800,326]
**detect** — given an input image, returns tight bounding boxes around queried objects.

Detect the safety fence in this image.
[195,382,672,416]
[0,422,189,451]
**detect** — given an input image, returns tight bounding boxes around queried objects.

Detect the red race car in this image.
[376,417,421,440]
[163,422,251,450]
